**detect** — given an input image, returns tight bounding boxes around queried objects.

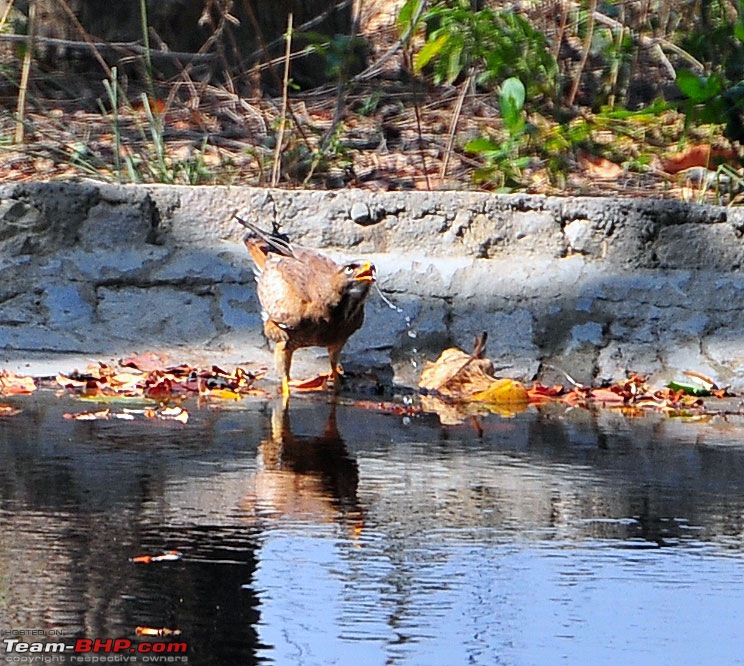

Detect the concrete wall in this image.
[1,181,743,390]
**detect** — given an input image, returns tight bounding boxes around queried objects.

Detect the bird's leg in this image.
[327,343,344,391]
[274,341,294,401]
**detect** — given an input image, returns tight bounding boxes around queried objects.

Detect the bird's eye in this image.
[343,264,356,275]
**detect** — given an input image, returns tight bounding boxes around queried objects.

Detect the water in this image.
[2,392,744,665]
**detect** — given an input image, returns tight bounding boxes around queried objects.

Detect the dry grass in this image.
[0,0,739,202]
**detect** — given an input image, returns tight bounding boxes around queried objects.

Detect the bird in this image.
[235,215,376,399]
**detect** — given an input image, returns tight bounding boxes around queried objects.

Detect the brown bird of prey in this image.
[235,215,376,399]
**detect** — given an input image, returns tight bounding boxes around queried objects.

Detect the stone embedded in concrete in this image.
[596,342,664,384]
[703,331,744,369]
[655,224,744,271]
[564,218,603,255]
[569,322,605,349]
[217,284,262,330]
[45,285,95,328]
[0,201,44,255]
[0,324,85,353]
[589,272,696,314]
[662,343,716,383]
[153,247,249,284]
[60,247,172,281]
[450,307,536,352]
[96,287,217,345]
[350,201,371,224]
[666,311,709,338]
[0,292,42,326]
[79,198,154,250]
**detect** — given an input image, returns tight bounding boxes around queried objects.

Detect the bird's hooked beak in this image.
[353,261,376,282]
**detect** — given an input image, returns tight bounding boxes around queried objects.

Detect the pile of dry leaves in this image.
[0,352,267,423]
[417,334,735,424]
[0,343,737,425]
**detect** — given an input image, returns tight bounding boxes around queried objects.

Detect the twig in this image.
[440,74,470,181]
[605,1,625,108]
[0,32,216,64]
[238,0,352,71]
[240,0,310,150]
[14,0,34,144]
[164,0,238,113]
[399,2,431,191]
[272,13,293,188]
[409,63,430,190]
[319,0,363,153]
[568,0,596,108]
[0,0,15,32]
[138,0,153,96]
[562,0,702,78]
[45,0,111,78]
[590,9,693,78]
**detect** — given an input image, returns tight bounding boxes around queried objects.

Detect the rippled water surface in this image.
[2,392,744,665]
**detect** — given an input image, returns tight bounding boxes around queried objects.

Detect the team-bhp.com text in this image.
[3,638,188,662]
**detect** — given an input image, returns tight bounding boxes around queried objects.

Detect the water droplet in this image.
[402,416,411,425]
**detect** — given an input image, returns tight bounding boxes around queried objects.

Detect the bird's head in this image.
[339,261,376,299]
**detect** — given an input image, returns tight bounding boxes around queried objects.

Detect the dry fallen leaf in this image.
[58,357,264,400]
[662,145,737,174]
[292,374,331,391]
[472,377,530,405]
[135,627,181,637]
[64,409,111,421]
[419,347,496,398]
[130,549,183,563]
[120,352,171,372]
[577,151,624,179]
[0,371,37,395]
[63,406,188,423]
[156,406,189,423]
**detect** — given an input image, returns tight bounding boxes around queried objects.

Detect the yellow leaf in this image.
[413,33,450,73]
[203,387,241,400]
[473,378,529,405]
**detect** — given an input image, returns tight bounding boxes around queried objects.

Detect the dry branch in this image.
[0,32,216,63]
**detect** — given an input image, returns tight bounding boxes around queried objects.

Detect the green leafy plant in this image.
[677,0,744,82]
[676,69,726,125]
[304,32,368,82]
[465,77,531,190]
[673,1,744,144]
[99,70,216,185]
[412,0,556,98]
[676,69,744,144]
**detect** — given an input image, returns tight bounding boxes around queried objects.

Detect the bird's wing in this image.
[257,253,340,330]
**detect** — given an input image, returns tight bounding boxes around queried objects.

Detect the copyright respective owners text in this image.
[2,629,189,664]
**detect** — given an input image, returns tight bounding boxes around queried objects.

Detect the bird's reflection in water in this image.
[248,400,363,535]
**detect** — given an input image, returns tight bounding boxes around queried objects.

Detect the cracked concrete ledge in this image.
[1,181,744,390]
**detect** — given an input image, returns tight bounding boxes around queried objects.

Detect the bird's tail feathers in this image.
[234,214,294,258]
